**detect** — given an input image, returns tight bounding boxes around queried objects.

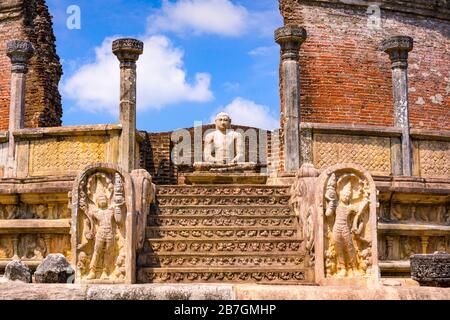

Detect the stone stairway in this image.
[137,185,310,284]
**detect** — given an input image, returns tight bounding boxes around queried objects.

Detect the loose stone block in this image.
[411,252,450,288]
[4,260,32,283]
[34,254,74,283]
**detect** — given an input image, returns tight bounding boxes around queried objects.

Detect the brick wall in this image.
[279,0,450,130]
[0,0,62,131]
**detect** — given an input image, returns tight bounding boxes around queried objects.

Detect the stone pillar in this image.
[5,40,34,177]
[275,26,307,173]
[112,38,144,172]
[382,36,414,176]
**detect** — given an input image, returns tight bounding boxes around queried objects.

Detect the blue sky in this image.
[47,0,283,132]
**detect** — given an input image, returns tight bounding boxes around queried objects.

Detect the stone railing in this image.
[300,123,450,180]
[1,125,121,179]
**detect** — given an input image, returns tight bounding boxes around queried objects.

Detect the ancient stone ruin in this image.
[0,0,449,299]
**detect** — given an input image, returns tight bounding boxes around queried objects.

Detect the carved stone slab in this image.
[71,164,135,284]
[315,163,379,286]
[411,252,450,287]
[289,164,320,269]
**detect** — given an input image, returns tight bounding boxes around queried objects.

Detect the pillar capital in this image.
[112,38,144,68]
[6,40,34,73]
[382,36,413,69]
[275,26,307,61]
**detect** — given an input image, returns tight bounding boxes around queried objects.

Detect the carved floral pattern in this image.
[314,134,391,175]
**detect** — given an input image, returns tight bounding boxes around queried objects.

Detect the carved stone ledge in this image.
[12,124,122,140]
[0,219,70,234]
[378,223,450,236]
[411,252,450,287]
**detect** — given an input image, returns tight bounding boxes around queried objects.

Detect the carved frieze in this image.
[147,240,301,254]
[146,228,297,239]
[0,234,71,262]
[379,235,449,261]
[139,270,306,283]
[154,207,293,216]
[149,217,295,227]
[30,136,108,176]
[378,202,449,224]
[0,203,69,220]
[141,255,304,268]
[157,196,289,206]
[157,186,289,196]
[314,134,391,175]
[316,164,379,284]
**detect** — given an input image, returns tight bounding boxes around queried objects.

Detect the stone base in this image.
[266,172,296,186]
[182,173,268,185]
[1,282,450,300]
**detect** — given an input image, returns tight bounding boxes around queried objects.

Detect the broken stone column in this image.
[275,26,307,173]
[112,38,144,172]
[382,36,414,176]
[5,40,34,177]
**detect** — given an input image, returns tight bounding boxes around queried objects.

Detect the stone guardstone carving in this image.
[194,112,257,173]
[315,164,379,285]
[71,164,135,284]
[289,164,320,269]
[130,169,156,251]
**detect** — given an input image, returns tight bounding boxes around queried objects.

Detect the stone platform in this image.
[182,173,268,185]
[1,282,450,300]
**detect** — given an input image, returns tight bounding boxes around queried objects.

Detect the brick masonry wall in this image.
[279,0,450,130]
[0,0,62,131]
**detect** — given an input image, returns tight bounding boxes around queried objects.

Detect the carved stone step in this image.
[146,226,298,239]
[138,267,308,283]
[148,216,296,227]
[156,185,290,197]
[156,195,290,206]
[145,239,302,254]
[138,253,305,268]
[152,206,293,216]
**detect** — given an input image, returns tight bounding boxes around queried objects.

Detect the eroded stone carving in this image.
[0,234,70,262]
[131,169,156,251]
[289,164,319,267]
[0,203,69,220]
[72,165,134,283]
[316,164,379,284]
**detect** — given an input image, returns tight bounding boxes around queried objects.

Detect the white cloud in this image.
[211,97,279,130]
[62,35,213,114]
[148,0,249,37]
[248,45,278,57]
